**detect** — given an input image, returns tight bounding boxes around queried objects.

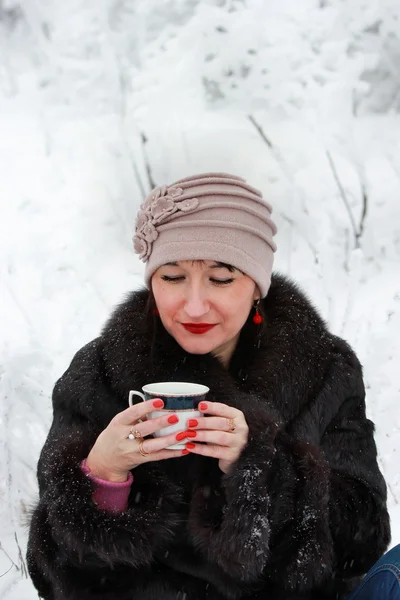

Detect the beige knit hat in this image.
[133,172,277,297]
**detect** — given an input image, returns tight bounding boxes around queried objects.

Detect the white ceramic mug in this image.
[129,382,209,450]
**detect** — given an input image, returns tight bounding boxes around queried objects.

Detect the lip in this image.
[182,323,217,335]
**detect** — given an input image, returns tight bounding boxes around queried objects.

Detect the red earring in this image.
[153,307,159,316]
[253,299,263,325]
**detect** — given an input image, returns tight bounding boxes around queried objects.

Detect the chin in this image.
[178,339,216,355]
[173,332,220,355]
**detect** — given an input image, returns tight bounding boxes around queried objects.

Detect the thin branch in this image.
[0,563,13,578]
[248,114,309,214]
[114,62,147,199]
[378,456,398,505]
[357,181,368,245]
[14,533,28,578]
[325,151,359,248]
[247,114,273,148]
[140,132,156,190]
[102,13,147,200]
[0,542,18,573]
[386,479,399,506]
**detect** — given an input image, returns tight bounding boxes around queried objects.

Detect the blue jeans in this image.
[346,545,400,599]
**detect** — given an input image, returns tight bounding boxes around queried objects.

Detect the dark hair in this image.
[161,260,243,274]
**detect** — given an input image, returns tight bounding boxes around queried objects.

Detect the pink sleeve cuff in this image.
[81,459,133,513]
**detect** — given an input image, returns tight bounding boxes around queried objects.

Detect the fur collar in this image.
[98,272,337,426]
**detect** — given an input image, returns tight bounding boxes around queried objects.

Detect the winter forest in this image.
[0,0,399,597]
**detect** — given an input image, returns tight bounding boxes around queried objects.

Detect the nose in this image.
[184,285,210,319]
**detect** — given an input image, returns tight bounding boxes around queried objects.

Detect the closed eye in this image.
[161,276,184,282]
[211,278,234,285]
[161,275,234,286]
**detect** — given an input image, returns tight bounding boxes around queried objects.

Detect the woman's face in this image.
[151,260,259,363]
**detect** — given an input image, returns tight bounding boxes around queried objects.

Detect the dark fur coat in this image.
[27,273,390,600]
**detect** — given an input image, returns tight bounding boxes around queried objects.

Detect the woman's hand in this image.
[183,401,249,474]
[86,399,188,482]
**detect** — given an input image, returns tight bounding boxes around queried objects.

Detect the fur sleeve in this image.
[188,395,281,583]
[27,341,184,592]
[188,356,390,594]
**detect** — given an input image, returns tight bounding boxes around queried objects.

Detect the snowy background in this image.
[1,0,399,597]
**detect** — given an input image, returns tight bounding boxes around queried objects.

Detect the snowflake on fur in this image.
[133,185,199,261]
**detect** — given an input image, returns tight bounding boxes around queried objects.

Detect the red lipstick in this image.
[182,323,217,335]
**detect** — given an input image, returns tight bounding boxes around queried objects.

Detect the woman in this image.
[27,172,397,600]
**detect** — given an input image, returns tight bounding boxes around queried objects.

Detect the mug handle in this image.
[129,390,146,406]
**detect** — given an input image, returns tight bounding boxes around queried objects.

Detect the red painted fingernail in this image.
[176,431,187,441]
[188,419,198,428]
[182,449,190,455]
[168,414,179,424]
[186,430,197,438]
[186,442,196,449]
[153,399,164,408]
[199,402,208,411]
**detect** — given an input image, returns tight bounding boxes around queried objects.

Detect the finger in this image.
[199,401,243,420]
[114,398,165,426]
[188,430,235,447]
[126,412,181,438]
[183,442,233,460]
[187,416,237,432]
[137,429,190,454]
[138,448,186,462]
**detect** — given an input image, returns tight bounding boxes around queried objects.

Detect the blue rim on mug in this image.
[143,382,209,410]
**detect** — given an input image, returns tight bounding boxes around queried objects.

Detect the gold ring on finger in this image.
[127,428,142,441]
[138,439,149,457]
[227,417,236,433]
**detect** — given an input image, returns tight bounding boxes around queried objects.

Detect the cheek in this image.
[220,294,252,326]
[161,303,179,320]
[154,288,180,319]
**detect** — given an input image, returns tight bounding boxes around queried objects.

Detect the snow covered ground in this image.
[1,1,399,597]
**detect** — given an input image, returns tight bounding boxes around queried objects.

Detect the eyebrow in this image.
[164,261,236,272]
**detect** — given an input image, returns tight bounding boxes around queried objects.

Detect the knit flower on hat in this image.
[133,185,199,261]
